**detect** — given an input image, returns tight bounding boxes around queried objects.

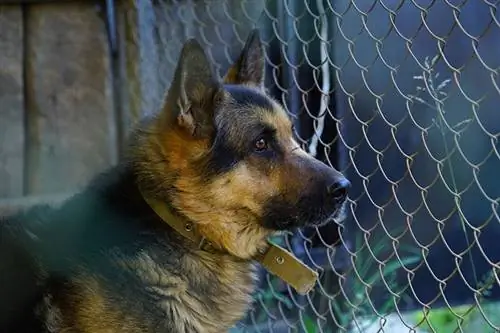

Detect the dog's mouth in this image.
[307,198,348,228]
[261,195,349,231]
[312,201,348,228]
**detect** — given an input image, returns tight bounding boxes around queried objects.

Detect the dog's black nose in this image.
[327,178,350,204]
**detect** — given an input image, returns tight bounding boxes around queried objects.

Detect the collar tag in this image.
[257,242,319,295]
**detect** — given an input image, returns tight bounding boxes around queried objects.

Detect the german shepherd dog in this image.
[0,30,350,332]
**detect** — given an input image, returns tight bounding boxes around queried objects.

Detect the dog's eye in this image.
[254,138,268,152]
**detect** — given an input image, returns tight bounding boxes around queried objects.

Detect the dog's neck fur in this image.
[13,164,257,332]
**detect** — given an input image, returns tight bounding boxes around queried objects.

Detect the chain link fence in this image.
[0,0,485,332]
[0,0,497,331]
[121,0,500,332]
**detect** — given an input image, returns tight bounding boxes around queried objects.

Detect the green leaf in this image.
[303,315,317,333]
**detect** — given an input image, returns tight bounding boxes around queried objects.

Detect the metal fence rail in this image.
[126,0,500,332]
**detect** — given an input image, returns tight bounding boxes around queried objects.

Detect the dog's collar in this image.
[141,191,319,295]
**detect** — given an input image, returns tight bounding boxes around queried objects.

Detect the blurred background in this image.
[0,0,499,332]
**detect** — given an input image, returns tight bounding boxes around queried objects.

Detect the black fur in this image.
[224,85,274,111]
[201,126,245,177]
[201,86,278,177]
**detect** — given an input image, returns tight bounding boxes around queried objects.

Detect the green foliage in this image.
[331,231,421,332]
[414,307,466,332]
[412,301,500,333]
[303,315,317,333]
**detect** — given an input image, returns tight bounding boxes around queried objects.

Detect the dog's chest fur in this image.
[2,166,258,333]
[49,247,258,333]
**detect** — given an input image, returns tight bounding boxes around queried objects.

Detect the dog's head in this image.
[134,30,350,259]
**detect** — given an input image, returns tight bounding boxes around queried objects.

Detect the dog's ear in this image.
[163,39,220,138]
[223,29,265,88]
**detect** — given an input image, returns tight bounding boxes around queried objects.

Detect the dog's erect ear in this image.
[163,39,219,138]
[223,29,265,88]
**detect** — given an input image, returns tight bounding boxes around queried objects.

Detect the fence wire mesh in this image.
[123,0,500,332]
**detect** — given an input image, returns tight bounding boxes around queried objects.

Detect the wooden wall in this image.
[0,6,24,199]
[0,0,265,214]
[0,2,116,216]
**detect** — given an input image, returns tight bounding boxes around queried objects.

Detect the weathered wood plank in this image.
[115,0,142,141]
[0,6,24,198]
[24,2,116,195]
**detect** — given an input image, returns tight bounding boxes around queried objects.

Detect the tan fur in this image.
[54,255,257,333]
